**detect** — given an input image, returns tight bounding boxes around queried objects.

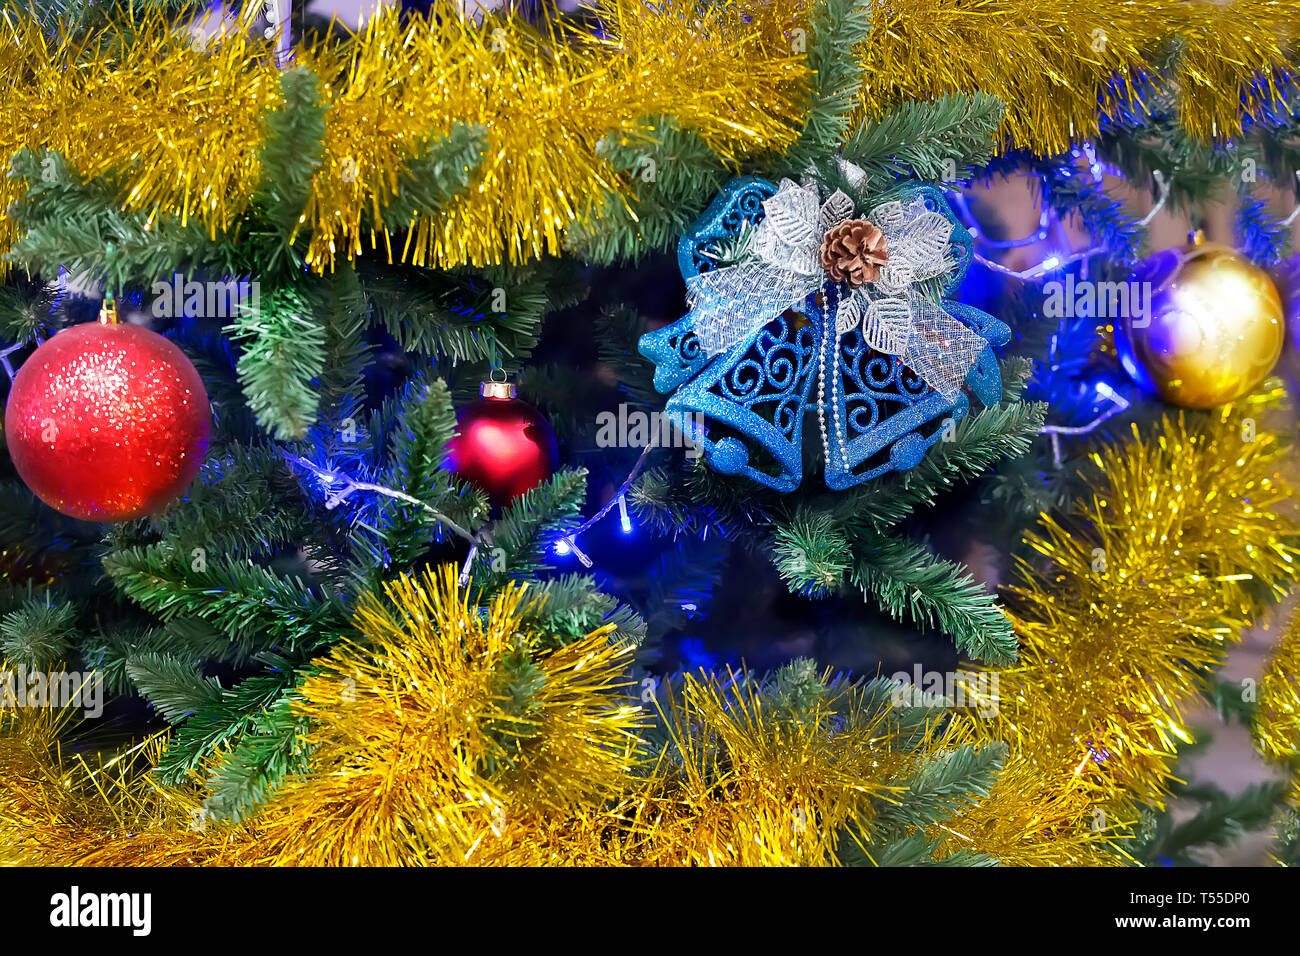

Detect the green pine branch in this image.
[518,574,647,649]
[483,469,589,580]
[308,263,370,426]
[851,529,1016,664]
[840,399,1046,531]
[772,510,853,596]
[102,543,349,654]
[843,93,1006,182]
[997,356,1036,402]
[227,283,327,441]
[777,0,872,175]
[874,743,1007,830]
[5,149,241,286]
[81,619,246,697]
[359,260,546,366]
[382,376,459,494]
[154,672,296,784]
[844,830,998,867]
[0,0,204,39]
[631,461,777,542]
[0,599,78,670]
[1100,85,1249,214]
[125,651,224,724]
[0,274,59,344]
[150,444,311,560]
[565,116,730,264]
[375,375,487,567]
[379,122,488,230]
[253,65,327,267]
[203,696,311,822]
[761,658,829,724]
[485,638,548,765]
[595,305,660,406]
[1132,780,1292,866]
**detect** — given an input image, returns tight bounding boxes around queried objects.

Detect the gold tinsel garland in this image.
[0,0,1293,274]
[854,0,1297,150]
[1,568,653,866]
[0,572,961,866]
[4,405,1298,866]
[0,702,222,866]
[1255,607,1300,762]
[939,399,1300,865]
[245,567,650,865]
[1254,602,1300,862]
[0,1,808,275]
[626,668,940,866]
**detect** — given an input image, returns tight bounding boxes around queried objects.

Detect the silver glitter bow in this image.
[685,172,986,401]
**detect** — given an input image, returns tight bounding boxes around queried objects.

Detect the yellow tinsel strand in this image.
[0,570,651,866]
[0,7,280,265]
[1255,611,1300,762]
[1171,0,1296,142]
[1253,606,1300,864]
[929,751,1129,866]
[0,1,1293,274]
[0,586,979,866]
[236,566,647,866]
[300,1,807,271]
[0,2,807,276]
[941,405,1300,865]
[0,671,229,866]
[852,0,1296,154]
[629,669,916,866]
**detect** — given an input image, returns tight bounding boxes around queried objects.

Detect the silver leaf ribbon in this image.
[685,173,986,401]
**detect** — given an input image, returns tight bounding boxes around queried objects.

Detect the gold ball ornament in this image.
[1114,242,1284,408]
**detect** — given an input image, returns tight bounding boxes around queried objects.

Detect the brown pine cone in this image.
[819,219,889,287]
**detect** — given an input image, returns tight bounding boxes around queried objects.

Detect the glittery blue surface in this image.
[638,177,1011,491]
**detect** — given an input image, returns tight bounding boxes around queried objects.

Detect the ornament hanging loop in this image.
[100,243,120,325]
[98,295,120,326]
[482,357,514,398]
[481,366,516,399]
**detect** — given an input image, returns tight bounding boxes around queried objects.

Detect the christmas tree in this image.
[0,0,1298,871]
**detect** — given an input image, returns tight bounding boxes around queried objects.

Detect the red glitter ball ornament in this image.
[443,379,557,506]
[4,316,210,522]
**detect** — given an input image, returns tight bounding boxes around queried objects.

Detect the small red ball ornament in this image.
[4,310,210,521]
[443,378,557,506]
